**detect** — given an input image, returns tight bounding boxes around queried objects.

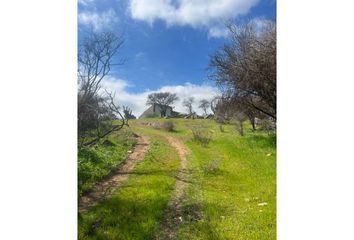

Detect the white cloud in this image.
[128,0,259,37]
[78,8,118,32]
[101,77,220,117]
[208,26,229,38]
[78,0,93,5]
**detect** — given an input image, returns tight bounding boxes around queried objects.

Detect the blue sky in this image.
[78,0,276,116]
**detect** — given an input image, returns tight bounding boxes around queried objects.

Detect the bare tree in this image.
[214,96,248,136]
[146,92,179,117]
[209,19,276,120]
[78,31,127,146]
[183,97,195,115]
[210,96,221,115]
[198,99,210,116]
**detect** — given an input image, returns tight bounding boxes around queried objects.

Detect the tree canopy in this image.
[209,19,276,120]
[146,92,179,117]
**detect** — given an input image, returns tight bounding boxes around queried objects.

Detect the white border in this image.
[278,0,354,239]
[0,1,77,239]
[1,0,354,239]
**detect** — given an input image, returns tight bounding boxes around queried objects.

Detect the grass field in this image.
[78,118,276,239]
[78,129,180,239]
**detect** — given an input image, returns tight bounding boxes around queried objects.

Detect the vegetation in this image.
[78,31,128,147]
[209,19,276,120]
[77,19,276,240]
[190,125,213,147]
[78,129,180,239]
[178,120,276,239]
[198,99,211,116]
[161,121,176,132]
[183,97,195,115]
[78,128,137,197]
[146,92,179,117]
[78,118,276,239]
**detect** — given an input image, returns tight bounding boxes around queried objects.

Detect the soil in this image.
[155,136,189,240]
[78,135,150,213]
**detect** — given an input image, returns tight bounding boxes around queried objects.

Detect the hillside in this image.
[78,118,276,239]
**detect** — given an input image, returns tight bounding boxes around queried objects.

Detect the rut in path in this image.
[156,136,189,240]
[78,135,150,213]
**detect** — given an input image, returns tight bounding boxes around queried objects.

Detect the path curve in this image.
[156,136,189,240]
[78,135,150,212]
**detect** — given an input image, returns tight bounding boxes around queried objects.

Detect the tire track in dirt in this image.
[155,136,189,240]
[78,135,150,213]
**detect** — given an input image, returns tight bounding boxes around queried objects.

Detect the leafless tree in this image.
[183,97,195,115]
[213,96,248,136]
[210,96,221,115]
[198,99,211,116]
[78,31,127,146]
[146,92,179,117]
[209,19,276,120]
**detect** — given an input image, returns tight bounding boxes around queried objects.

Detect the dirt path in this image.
[78,135,150,213]
[156,136,189,240]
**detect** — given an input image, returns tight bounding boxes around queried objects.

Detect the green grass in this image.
[78,131,180,240]
[78,118,276,239]
[78,128,137,197]
[180,123,276,239]
[132,119,276,240]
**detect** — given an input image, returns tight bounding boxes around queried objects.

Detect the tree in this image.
[182,97,195,115]
[214,96,248,136]
[209,19,276,120]
[210,96,221,115]
[123,106,136,119]
[146,92,179,117]
[78,31,127,146]
[198,99,210,116]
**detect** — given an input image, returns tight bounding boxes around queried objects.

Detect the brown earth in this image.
[155,136,189,240]
[78,135,150,213]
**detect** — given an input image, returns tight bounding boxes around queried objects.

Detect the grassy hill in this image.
[78,118,276,239]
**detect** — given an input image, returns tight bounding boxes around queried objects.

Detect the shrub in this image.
[162,121,175,132]
[191,126,212,147]
[203,159,220,174]
[259,118,276,135]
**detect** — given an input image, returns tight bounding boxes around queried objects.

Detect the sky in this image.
[78,0,276,116]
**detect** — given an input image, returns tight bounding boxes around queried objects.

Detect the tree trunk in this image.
[250,117,256,131]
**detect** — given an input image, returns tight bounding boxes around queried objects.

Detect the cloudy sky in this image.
[78,0,276,116]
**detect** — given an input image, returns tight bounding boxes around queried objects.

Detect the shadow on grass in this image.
[115,169,197,185]
[245,133,276,149]
[79,167,196,239]
[79,195,169,240]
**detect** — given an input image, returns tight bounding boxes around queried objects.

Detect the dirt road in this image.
[78,135,150,212]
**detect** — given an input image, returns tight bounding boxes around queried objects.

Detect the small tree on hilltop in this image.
[198,99,211,116]
[146,92,179,117]
[183,97,195,116]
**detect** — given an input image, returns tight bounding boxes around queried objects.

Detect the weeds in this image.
[162,121,175,132]
[191,126,212,147]
[202,159,220,174]
[78,128,137,196]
